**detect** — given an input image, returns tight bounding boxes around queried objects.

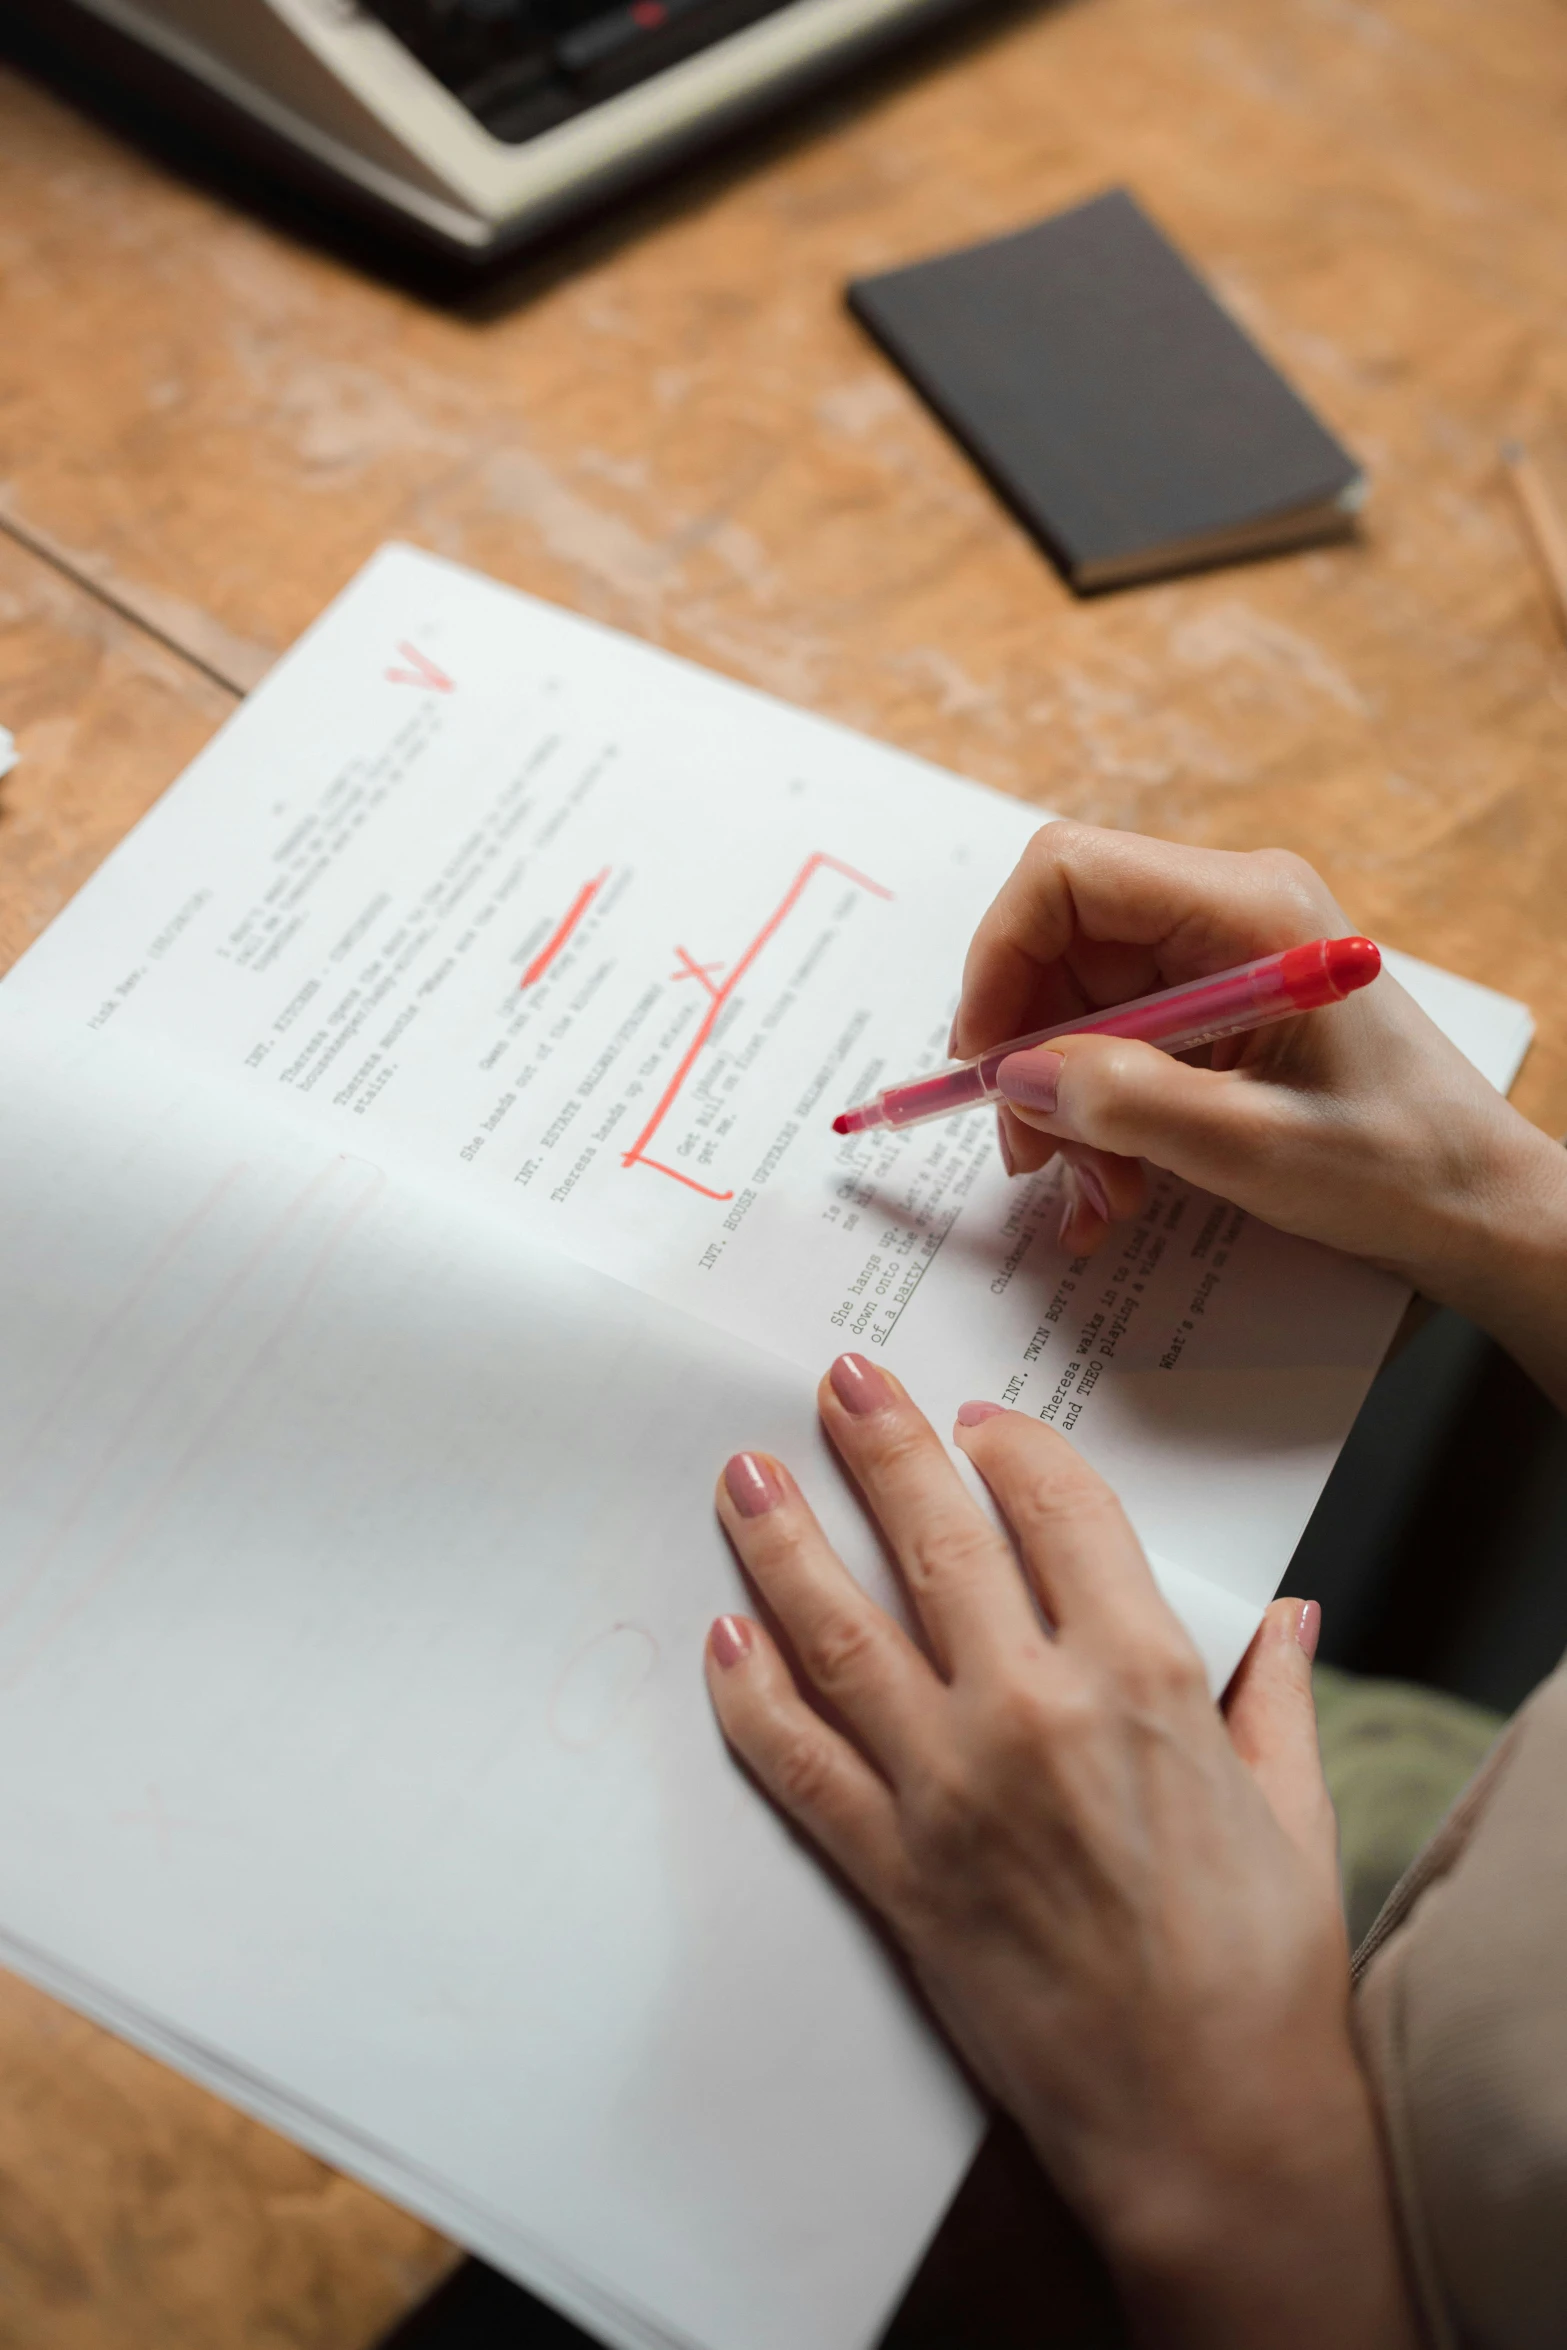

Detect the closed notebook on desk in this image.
[847,188,1365,590]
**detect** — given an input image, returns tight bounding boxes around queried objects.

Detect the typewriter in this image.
[31,0,977,262]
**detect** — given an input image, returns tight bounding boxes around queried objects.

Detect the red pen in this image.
[831,935,1381,1138]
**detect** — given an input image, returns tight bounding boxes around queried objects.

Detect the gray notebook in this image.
[847,189,1364,591]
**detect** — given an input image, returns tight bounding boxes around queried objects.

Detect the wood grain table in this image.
[1,0,1566,2340]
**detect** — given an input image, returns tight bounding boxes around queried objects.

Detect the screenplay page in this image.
[0,544,1533,2350]
[4,543,1530,1676]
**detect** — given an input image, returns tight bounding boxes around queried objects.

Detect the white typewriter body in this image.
[66,0,975,256]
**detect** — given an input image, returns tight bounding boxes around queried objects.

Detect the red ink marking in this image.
[385,641,455,692]
[623,852,891,1199]
[114,1783,232,1862]
[669,949,724,995]
[521,868,611,989]
[628,1155,736,1201]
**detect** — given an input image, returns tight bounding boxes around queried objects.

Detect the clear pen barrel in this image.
[877,1061,992,1127]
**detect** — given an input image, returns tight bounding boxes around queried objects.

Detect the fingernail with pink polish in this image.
[1057,1185,1077,1247]
[1295,1600,1322,1662]
[710,1614,753,1669]
[947,1016,962,1059]
[829,1352,895,1416]
[956,1399,1006,1427]
[1075,1163,1111,1224]
[997,1048,1064,1115]
[723,1452,785,1518]
[998,1119,1017,1178]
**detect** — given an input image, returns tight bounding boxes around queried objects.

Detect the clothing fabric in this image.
[1354,1653,1567,2350]
[1315,1665,1505,1948]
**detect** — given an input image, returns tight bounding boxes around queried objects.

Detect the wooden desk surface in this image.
[1,0,1566,2339]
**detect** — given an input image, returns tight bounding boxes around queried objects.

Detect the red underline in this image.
[521,868,611,990]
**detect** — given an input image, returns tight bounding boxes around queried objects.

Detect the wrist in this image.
[1064,2049,1419,2350]
[1397,1112,1567,1405]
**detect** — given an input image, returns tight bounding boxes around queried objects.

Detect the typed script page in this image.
[6,544,1531,1667]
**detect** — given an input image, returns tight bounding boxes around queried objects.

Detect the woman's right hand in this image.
[952,822,1567,1329]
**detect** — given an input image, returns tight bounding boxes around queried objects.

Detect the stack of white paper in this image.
[0,547,1531,2350]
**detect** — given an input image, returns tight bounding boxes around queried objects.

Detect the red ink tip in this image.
[831,1104,881,1137]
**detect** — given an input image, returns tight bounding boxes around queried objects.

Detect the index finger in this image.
[952,823,1348,1058]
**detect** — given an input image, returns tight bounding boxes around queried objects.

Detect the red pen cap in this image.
[1277,935,1381,1011]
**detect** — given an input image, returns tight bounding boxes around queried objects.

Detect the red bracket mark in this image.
[521,868,611,989]
[386,641,455,692]
[623,852,891,1201]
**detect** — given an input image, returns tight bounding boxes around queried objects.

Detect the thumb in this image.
[996,1032,1288,1201]
[1224,1598,1339,1892]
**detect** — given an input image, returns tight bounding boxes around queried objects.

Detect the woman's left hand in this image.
[706,1355,1419,2350]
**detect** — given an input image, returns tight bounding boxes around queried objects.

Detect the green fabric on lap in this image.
[1314,1665,1507,1949]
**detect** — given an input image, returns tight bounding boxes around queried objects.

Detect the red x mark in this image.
[669,948,726,996]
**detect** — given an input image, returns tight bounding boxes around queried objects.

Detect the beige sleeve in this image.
[1354,1659,1567,2350]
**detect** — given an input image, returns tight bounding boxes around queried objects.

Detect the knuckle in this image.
[868,1419,931,1478]
[903,1514,997,1597]
[1066,1043,1141,1132]
[770,1730,834,1812]
[732,1513,802,1572]
[1064,1040,1157,1150]
[800,1604,879,1696]
[1032,816,1089,863]
[1013,1446,1124,1536]
[1118,1629,1207,1710]
[1015,819,1090,906]
[1025,1666,1106,1751]
[1247,844,1334,926]
[903,1758,983,1869]
[983,1675,1065,1764]
[1091,1037,1154,1091]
